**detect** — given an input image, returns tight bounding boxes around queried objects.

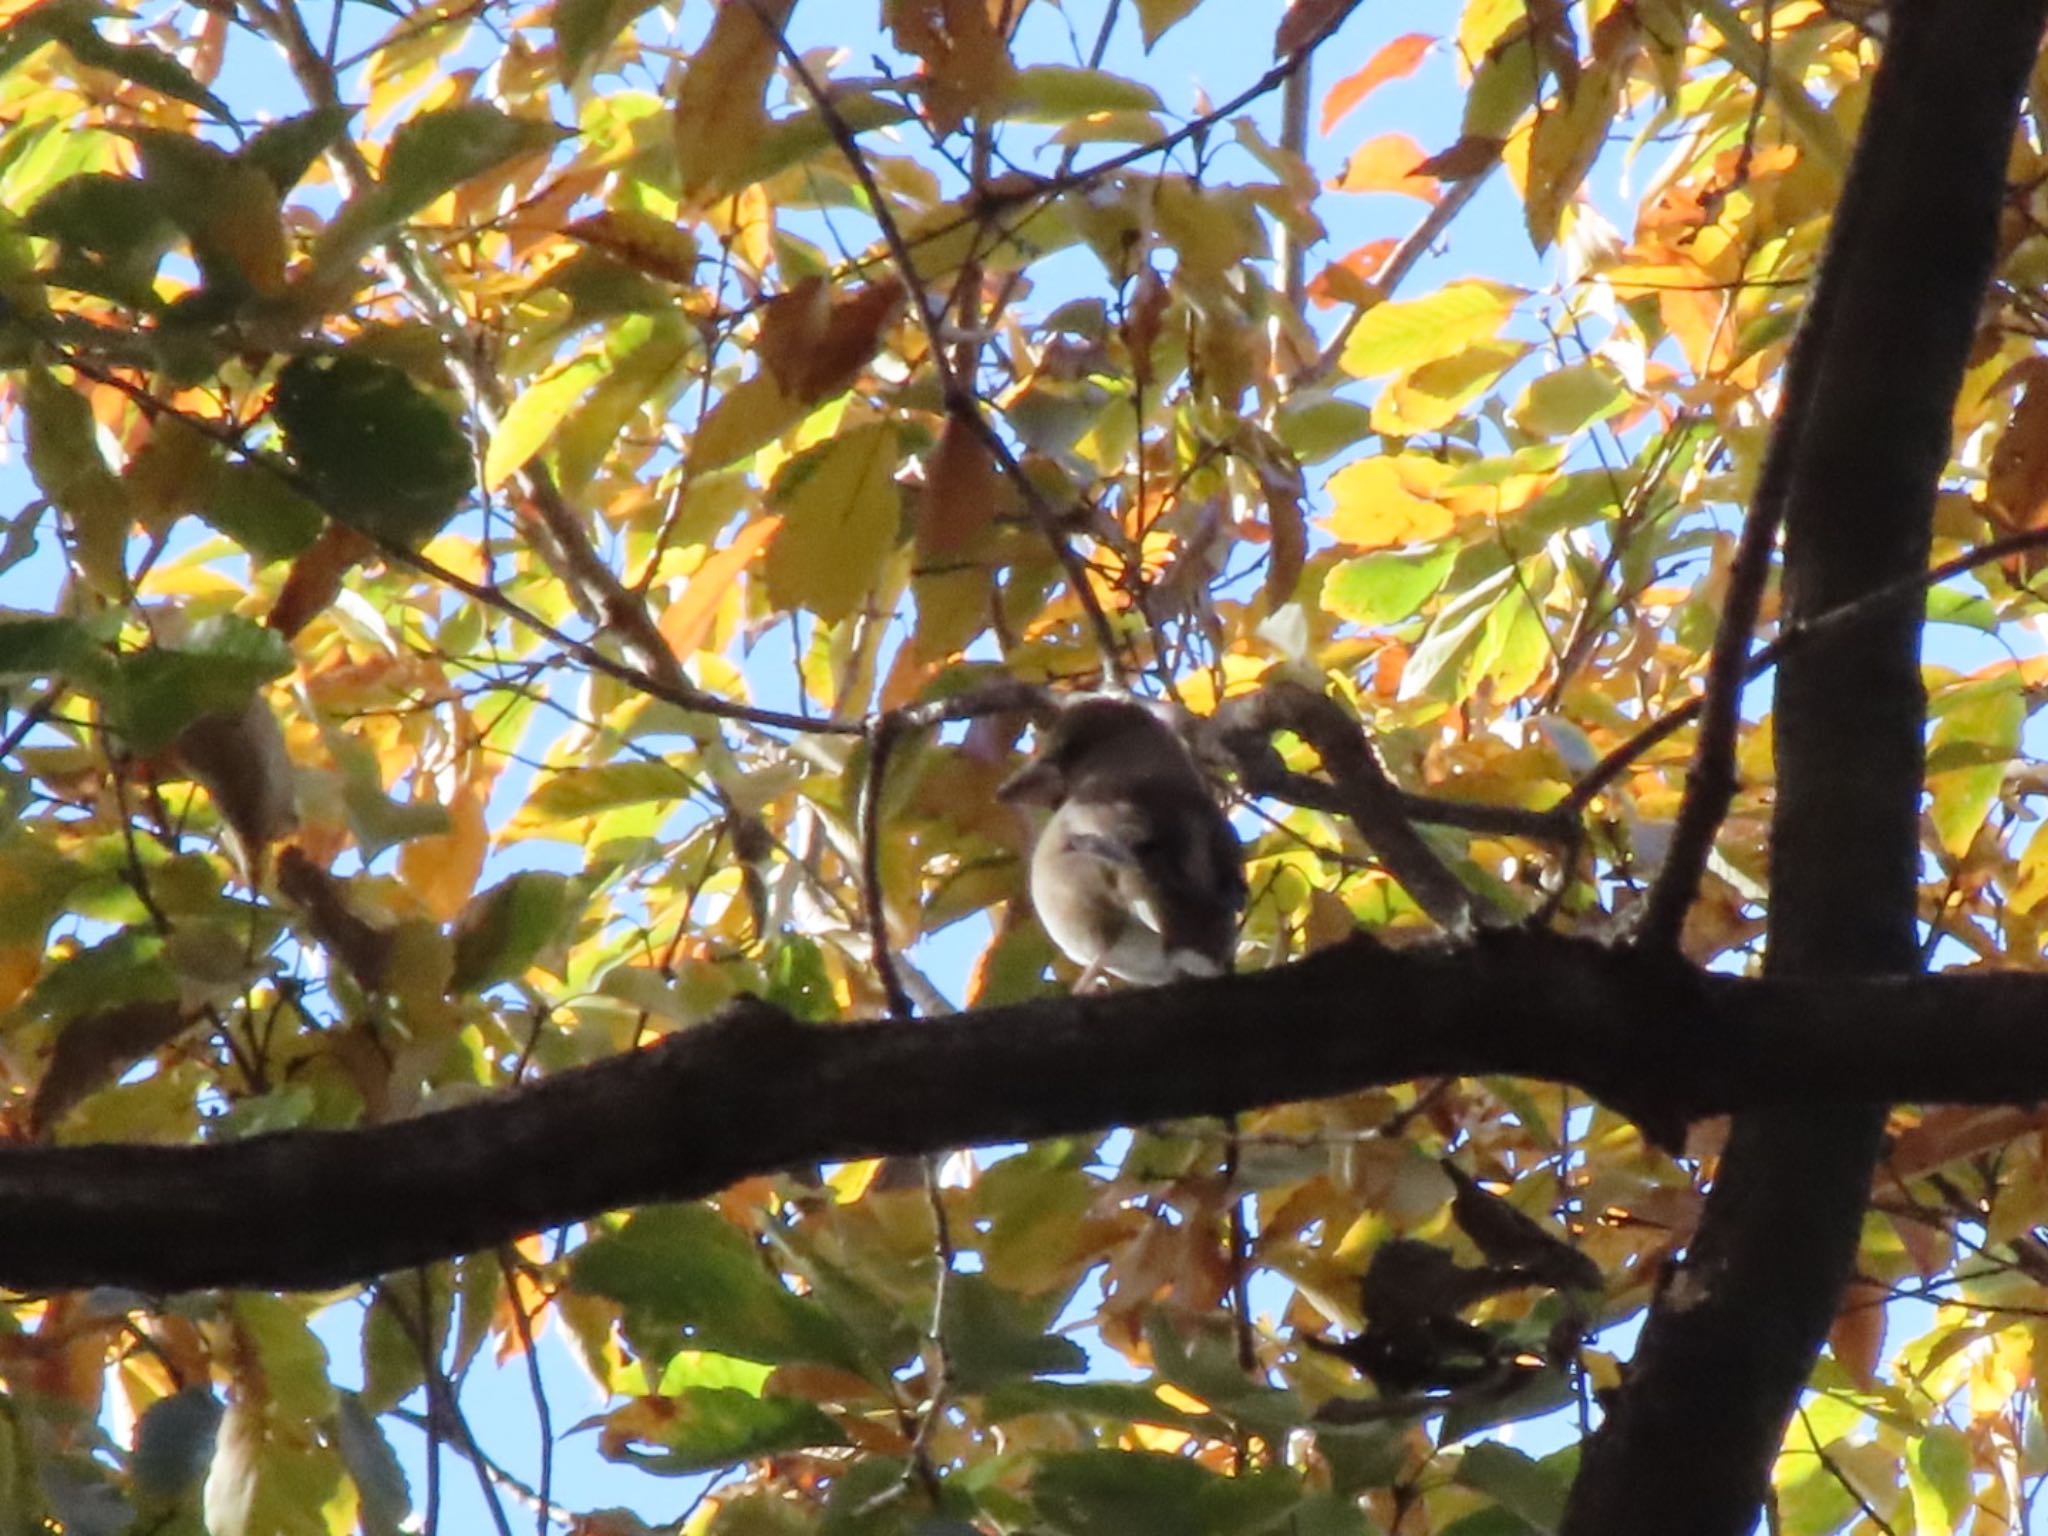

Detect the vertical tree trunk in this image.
[1562,6,2047,1532]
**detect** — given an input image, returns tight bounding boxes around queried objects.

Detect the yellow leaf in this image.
[484,355,605,490]
[1338,279,1523,379]
[764,423,902,624]
[686,371,807,476]
[1323,456,1455,548]
[672,0,796,202]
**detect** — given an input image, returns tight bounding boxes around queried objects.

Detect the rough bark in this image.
[23,934,2048,1291]
[1562,6,2048,1532]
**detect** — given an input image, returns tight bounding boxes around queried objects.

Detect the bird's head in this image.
[996,695,1192,807]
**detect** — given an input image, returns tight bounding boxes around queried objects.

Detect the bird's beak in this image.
[997,760,1062,806]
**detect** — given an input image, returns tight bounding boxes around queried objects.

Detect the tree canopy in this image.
[4,1,2048,1533]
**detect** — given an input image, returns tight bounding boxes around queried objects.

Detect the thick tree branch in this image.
[20,933,2048,1294]
[1565,6,2048,1533]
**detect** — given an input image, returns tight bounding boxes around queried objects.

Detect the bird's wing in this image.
[1065,781,1241,969]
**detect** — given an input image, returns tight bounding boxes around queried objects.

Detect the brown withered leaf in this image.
[916,416,999,559]
[1985,356,2048,539]
[1275,0,1350,55]
[561,210,700,285]
[278,845,394,992]
[32,1000,194,1139]
[758,277,906,404]
[1122,262,1170,387]
[887,0,1015,136]
[1828,1278,1887,1387]
[1411,134,1506,181]
[176,691,298,882]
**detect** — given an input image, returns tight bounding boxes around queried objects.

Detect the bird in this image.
[998,695,1246,989]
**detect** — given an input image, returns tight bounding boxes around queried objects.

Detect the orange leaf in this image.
[916,417,999,558]
[1308,238,1397,309]
[658,515,783,657]
[1321,33,1433,135]
[266,523,372,638]
[1331,132,1438,201]
[398,775,490,921]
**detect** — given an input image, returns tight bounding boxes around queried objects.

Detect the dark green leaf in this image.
[240,107,355,195]
[553,0,664,84]
[105,618,293,755]
[130,1389,222,1498]
[1030,1450,1300,1536]
[272,351,472,545]
[0,616,99,679]
[570,1205,869,1374]
[334,1393,411,1536]
[1454,1442,1567,1533]
[940,1273,1087,1391]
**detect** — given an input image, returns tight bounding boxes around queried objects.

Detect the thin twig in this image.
[1637,0,1837,951]
[1562,522,2048,818]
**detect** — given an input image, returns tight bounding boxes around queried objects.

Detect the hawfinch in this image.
[999,696,1245,988]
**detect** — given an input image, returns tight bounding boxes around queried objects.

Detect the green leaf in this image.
[941,1273,1087,1391]
[1275,396,1376,464]
[553,0,664,84]
[1926,671,2023,857]
[0,615,100,679]
[517,761,694,825]
[272,351,472,545]
[607,1388,848,1476]
[763,935,836,1023]
[11,0,231,121]
[1510,361,1629,438]
[28,929,176,1024]
[1134,0,1205,46]
[484,354,607,490]
[1399,564,1519,702]
[319,103,562,264]
[1004,67,1164,122]
[1322,545,1457,626]
[106,618,293,755]
[570,1205,869,1374]
[1455,1442,1567,1533]
[1905,1425,1971,1535]
[201,463,326,563]
[449,871,574,993]
[334,1393,410,1536]
[1030,1450,1300,1536]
